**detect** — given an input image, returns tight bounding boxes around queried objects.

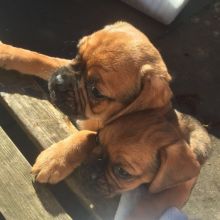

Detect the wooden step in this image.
[0,70,118,220]
[0,126,72,220]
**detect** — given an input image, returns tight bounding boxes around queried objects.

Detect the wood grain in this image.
[0,127,72,220]
[0,70,118,220]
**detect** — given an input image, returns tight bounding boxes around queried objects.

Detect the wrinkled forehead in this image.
[104,139,159,176]
[99,127,151,163]
[77,29,143,101]
[78,30,138,68]
[99,112,179,153]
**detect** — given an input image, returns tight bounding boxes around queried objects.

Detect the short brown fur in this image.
[0,22,211,219]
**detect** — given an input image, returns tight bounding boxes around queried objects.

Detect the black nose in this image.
[48,66,78,93]
[89,157,107,181]
[90,172,99,181]
[55,74,65,85]
[51,73,71,92]
[54,74,71,92]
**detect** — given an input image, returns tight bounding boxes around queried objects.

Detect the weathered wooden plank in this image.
[0,70,118,220]
[0,71,77,147]
[0,127,72,220]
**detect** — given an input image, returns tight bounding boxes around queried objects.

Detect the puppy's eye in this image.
[91,86,105,99]
[113,165,132,180]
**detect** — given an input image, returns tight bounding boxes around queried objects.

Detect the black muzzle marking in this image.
[48,66,86,119]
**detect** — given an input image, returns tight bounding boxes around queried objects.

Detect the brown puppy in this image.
[0,22,211,219]
[95,108,210,219]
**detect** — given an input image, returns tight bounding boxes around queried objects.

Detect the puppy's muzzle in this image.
[82,153,118,198]
[48,66,86,119]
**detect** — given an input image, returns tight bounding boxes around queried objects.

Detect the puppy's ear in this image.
[106,65,172,123]
[149,140,200,193]
[140,64,172,109]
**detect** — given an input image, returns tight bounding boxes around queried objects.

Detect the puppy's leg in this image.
[0,42,71,80]
[31,130,97,184]
[127,177,197,220]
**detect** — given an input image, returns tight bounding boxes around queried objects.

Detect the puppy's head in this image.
[49,22,172,123]
[88,111,200,197]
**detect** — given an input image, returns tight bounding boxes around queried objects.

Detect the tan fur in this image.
[0,42,70,80]
[0,22,210,219]
[31,130,96,184]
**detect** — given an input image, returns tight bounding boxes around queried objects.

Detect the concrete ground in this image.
[0,0,219,219]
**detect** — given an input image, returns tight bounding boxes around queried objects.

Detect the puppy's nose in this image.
[53,74,70,92]
[91,172,99,181]
[55,74,65,85]
[89,157,106,181]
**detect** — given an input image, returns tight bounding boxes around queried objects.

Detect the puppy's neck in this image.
[77,104,174,132]
[105,103,173,127]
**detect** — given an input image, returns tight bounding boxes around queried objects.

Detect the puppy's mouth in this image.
[48,66,86,119]
[82,154,122,198]
[95,175,120,198]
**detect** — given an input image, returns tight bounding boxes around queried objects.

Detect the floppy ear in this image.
[106,66,172,123]
[131,64,172,110]
[139,63,172,109]
[149,140,200,193]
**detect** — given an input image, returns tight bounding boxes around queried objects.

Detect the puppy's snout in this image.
[49,66,79,93]
[53,74,70,92]
[82,152,106,183]
[91,172,99,181]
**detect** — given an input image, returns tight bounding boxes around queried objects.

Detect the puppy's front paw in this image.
[31,143,76,184]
